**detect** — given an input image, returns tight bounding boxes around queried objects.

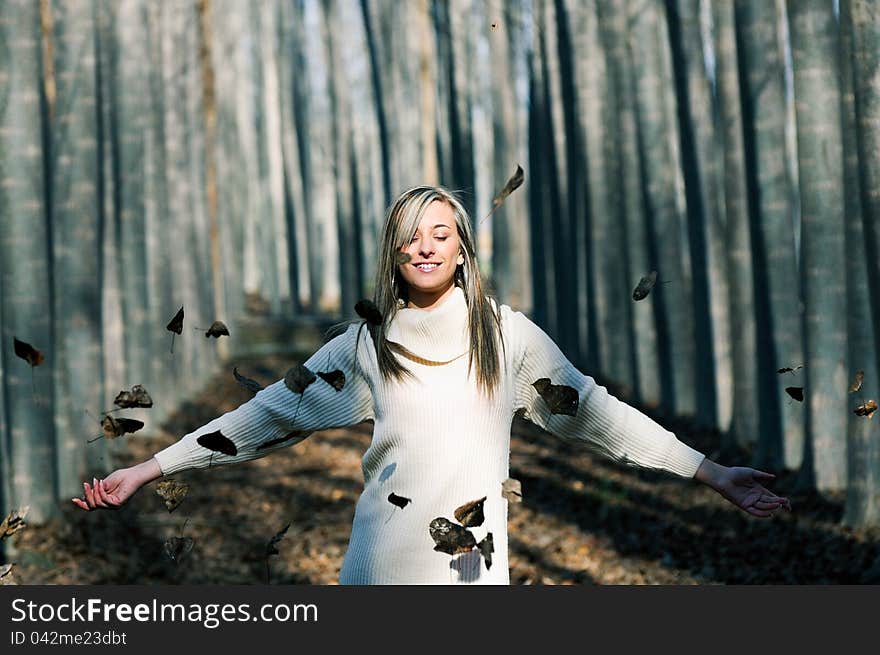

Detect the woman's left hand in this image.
[695,459,791,517]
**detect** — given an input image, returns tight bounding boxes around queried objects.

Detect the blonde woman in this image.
[74,185,790,584]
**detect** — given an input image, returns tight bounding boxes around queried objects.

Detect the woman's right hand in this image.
[72,458,163,511]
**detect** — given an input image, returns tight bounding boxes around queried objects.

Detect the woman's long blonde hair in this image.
[353,185,506,397]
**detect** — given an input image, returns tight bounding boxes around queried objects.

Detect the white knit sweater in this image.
[153,286,706,584]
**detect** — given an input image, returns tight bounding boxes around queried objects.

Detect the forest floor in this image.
[6,352,880,585]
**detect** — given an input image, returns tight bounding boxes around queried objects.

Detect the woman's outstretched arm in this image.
[508,308,790,517]
[73,323,374,511]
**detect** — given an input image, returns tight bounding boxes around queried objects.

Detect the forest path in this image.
[8,352,880,585]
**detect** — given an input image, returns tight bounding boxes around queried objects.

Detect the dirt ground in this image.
[5,353,880,585]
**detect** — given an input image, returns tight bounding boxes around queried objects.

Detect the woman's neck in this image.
[405,282,458,310]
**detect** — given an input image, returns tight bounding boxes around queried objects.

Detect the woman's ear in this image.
[457,252,464,266]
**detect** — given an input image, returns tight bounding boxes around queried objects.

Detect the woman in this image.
[74,185,790,584]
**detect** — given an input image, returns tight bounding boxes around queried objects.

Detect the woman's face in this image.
[397,200,464,309]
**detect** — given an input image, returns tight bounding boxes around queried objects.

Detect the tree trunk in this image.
[735,0,803,471]
[0,0,56,521]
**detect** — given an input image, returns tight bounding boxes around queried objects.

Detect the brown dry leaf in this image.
[0,506,29,540]
[156,480,189,513]
[284,363,316,395]
[233,367,264,395]
[266,523,290,557]
[478,532,494,570]
[166,307,184,334]
[501,478,522,503]
[785,387,804,402]
[205,321,229,339]
[13,337,44,367]
[632,271,658,301]
[0,563,16,585]
[454,496,487,527]
[164,536,194,563]
[849,370,864,394]
[89,416,144,442]
[854,400,878,419]
[355,299,383,326]
[196,429,238,456]
[388,493,411,509]
[493,164,524,209]
[317,369,345,391]
[532,378,579,416]
[395,252,412,265]
[114,384,153,409]
[428,517,476,555]
[777,365,804,374]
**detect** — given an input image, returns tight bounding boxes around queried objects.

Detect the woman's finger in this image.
[745,506,772,518]
[97,480,117,508]
[754,500,783,510]
[92,479,109,508]
[751,469,776,483]
[71,497,89,511]
[83,481,96,508]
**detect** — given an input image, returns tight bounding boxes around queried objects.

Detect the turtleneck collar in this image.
[385,285,470,363]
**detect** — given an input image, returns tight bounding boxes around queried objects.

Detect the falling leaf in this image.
[454,496,486,527]
[388,493,411,509]
[493,165,524,209]
[204,321,229,339]
[89,416,144,442]
[317,369,346,391]
[532,378,579,416]
[266,523,290,557]
[0,563,13,579]
[478,532,494,570]
[156,480,189,513]
[166,307,184,334]
[114,384,153,409]
[490,22,498,31]
[0,506,29,540]
[501,478,522,503]
[355,299,383,326]
[785,387,804,402]
[256,431,308,451]
[284,363,316,395]
[0,563,16,585]
[849,370,864,394]
[428,517,477,556]
[13,337,44,367]
[233,367,264,395]
[632,271,658,301]
[164,536,194,563]
[197,429,238,456]
[395,252,412,265]
[854,400,878,419]
[777,365,804,375]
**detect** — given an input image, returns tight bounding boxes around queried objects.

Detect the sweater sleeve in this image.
[509,309,705,478]
[153,323,374,476]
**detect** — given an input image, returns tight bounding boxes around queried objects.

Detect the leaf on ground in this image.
[205,321,229,339]
[255,431,309,451]
[156,480,189,513]
[13,337,44,367]
[478,532,494,570]
[388,493,411,509]
[849,370,864,394]
[428,517,477,555]
[166,307,184,335]
[197,430,238,456]
[317,369,345,391]
[355,299,383,326]
[785,387,804,402]
[0,506,29,540]
[266,523,290,557]
[284,363,316,395]
[114,384,153,409]
[233,368,264,395]
[454,496,486,527]
[532,378,579,416]
[501,478,522,503]
[854,400,878,419]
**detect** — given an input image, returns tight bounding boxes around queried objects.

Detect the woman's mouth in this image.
[413,263,440,273]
